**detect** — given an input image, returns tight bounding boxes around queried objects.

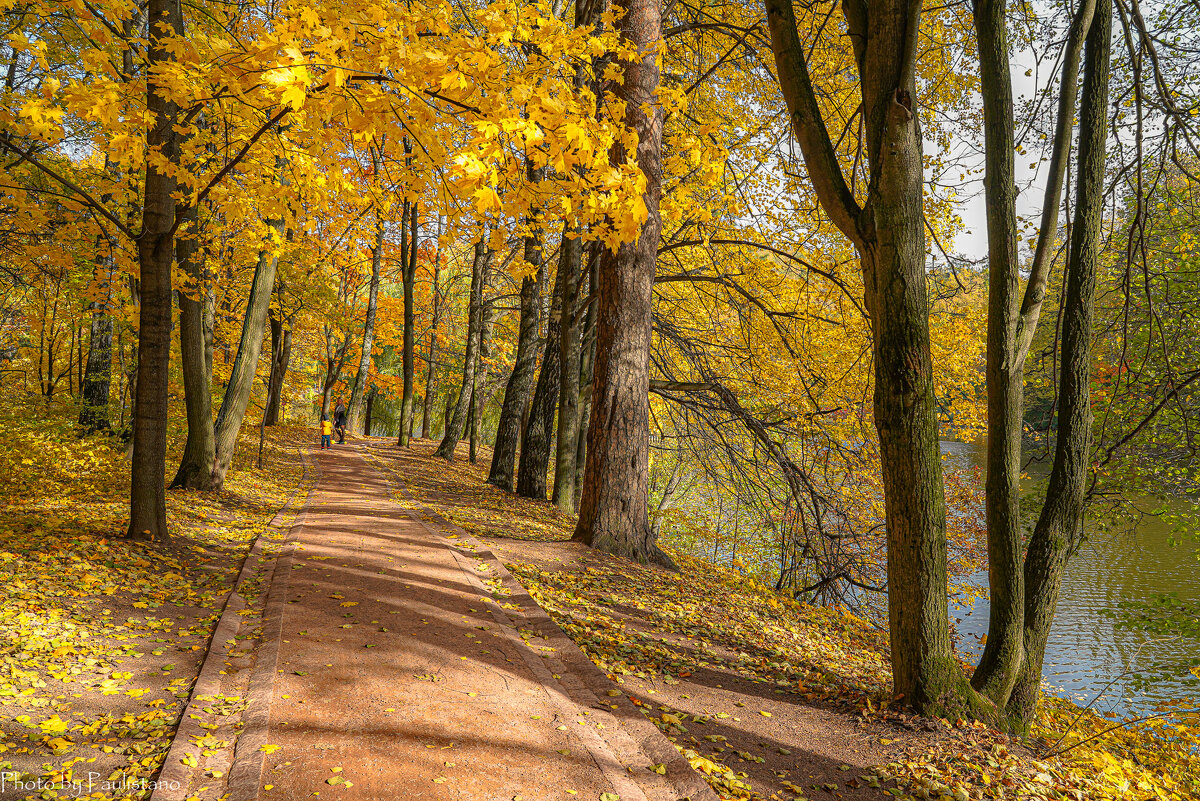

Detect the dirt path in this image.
[241,445,710,801]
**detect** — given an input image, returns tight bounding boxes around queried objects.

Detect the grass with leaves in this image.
[0,402,309,800]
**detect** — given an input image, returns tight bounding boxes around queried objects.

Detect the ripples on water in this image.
[949,441,1200,720]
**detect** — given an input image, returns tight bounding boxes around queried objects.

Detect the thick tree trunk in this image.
[126,0,182,541]
[399,201,419,444]
[348,208,384,434]
[488,219,545,489]
[553,234,586,509]
[170,203,216,489]
[969,0,1025,705]
[516,259,565,500]
[969,0,1098,713]
[210,215,284,488]
[766,0,967,711]
[572,0,673,567]
[1005,0,1110,726]
[434,240,488,460]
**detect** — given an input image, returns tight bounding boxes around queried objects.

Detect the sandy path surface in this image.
[250,446,701,801]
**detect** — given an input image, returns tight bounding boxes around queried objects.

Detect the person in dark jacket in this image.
[334,398,347,444]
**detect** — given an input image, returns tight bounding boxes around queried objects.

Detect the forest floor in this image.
[0,416,311,801]
[2,423,1197,801]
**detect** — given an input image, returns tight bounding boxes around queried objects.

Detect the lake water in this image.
[945,440,1200,720]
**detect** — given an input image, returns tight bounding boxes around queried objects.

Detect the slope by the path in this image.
[240,446,708,801]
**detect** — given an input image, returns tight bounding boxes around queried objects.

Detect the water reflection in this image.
[946,439,1200,719]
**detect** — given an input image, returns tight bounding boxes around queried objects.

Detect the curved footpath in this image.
[214,445,716,801]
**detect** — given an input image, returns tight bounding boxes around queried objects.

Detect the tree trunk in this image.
[553,233,587,509]
[1005,0,1110,726]
[348,205,384,434]
[434,240,488,460]
[399,200,419,444]
[170,202,216,489]
[573,252,599,503]
[422,221,443,439]
[969,0,1026,706]
[765,0,967,710]
[79,304,114,432]
[969,0,1098,713]
[264,304,291,425]
[469,300,497,464]
[488,209,545,489]
[126,0,182,541]
[517,256,565,500]
[572,0,673,567]
[210,213,284,488]
[364,387,375,436]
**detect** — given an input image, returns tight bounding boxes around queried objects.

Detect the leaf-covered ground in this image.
[1,407,309,801]
[372,441,1200,801]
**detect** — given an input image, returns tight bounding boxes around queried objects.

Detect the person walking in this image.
[320,415,333,449]
[334,398,347,444]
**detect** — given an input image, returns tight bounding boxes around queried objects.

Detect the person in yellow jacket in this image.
[320,415,333,449]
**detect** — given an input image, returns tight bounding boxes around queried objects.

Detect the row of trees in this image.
[4,0,1199,734]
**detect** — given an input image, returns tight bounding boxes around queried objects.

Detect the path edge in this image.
[150,447,313,801]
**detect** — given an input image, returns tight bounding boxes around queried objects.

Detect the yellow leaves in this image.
[38,715,69,735]
[260,743,282,754]
[473,187,503,215]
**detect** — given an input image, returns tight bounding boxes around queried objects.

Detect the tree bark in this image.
[488,212,545,489]
[434,240,488,460]
[573,252,599,503]
[210,210,285,488]
[348,203,384,434]
[1005,0,1110,726]
[364,387,375,436]
[553,233,587,509]
[572,0,673,567]
[264,303,291,425]
[470,297,497,464]
[79,304,114,432]
[517,255,565,500]
[170,202,216,489]
[126,0,182,541]
[422,220,443,439]
[399,199,419,444]
[970,0,1026,705]
[766,0,967,710]
[969,0,1098,711]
